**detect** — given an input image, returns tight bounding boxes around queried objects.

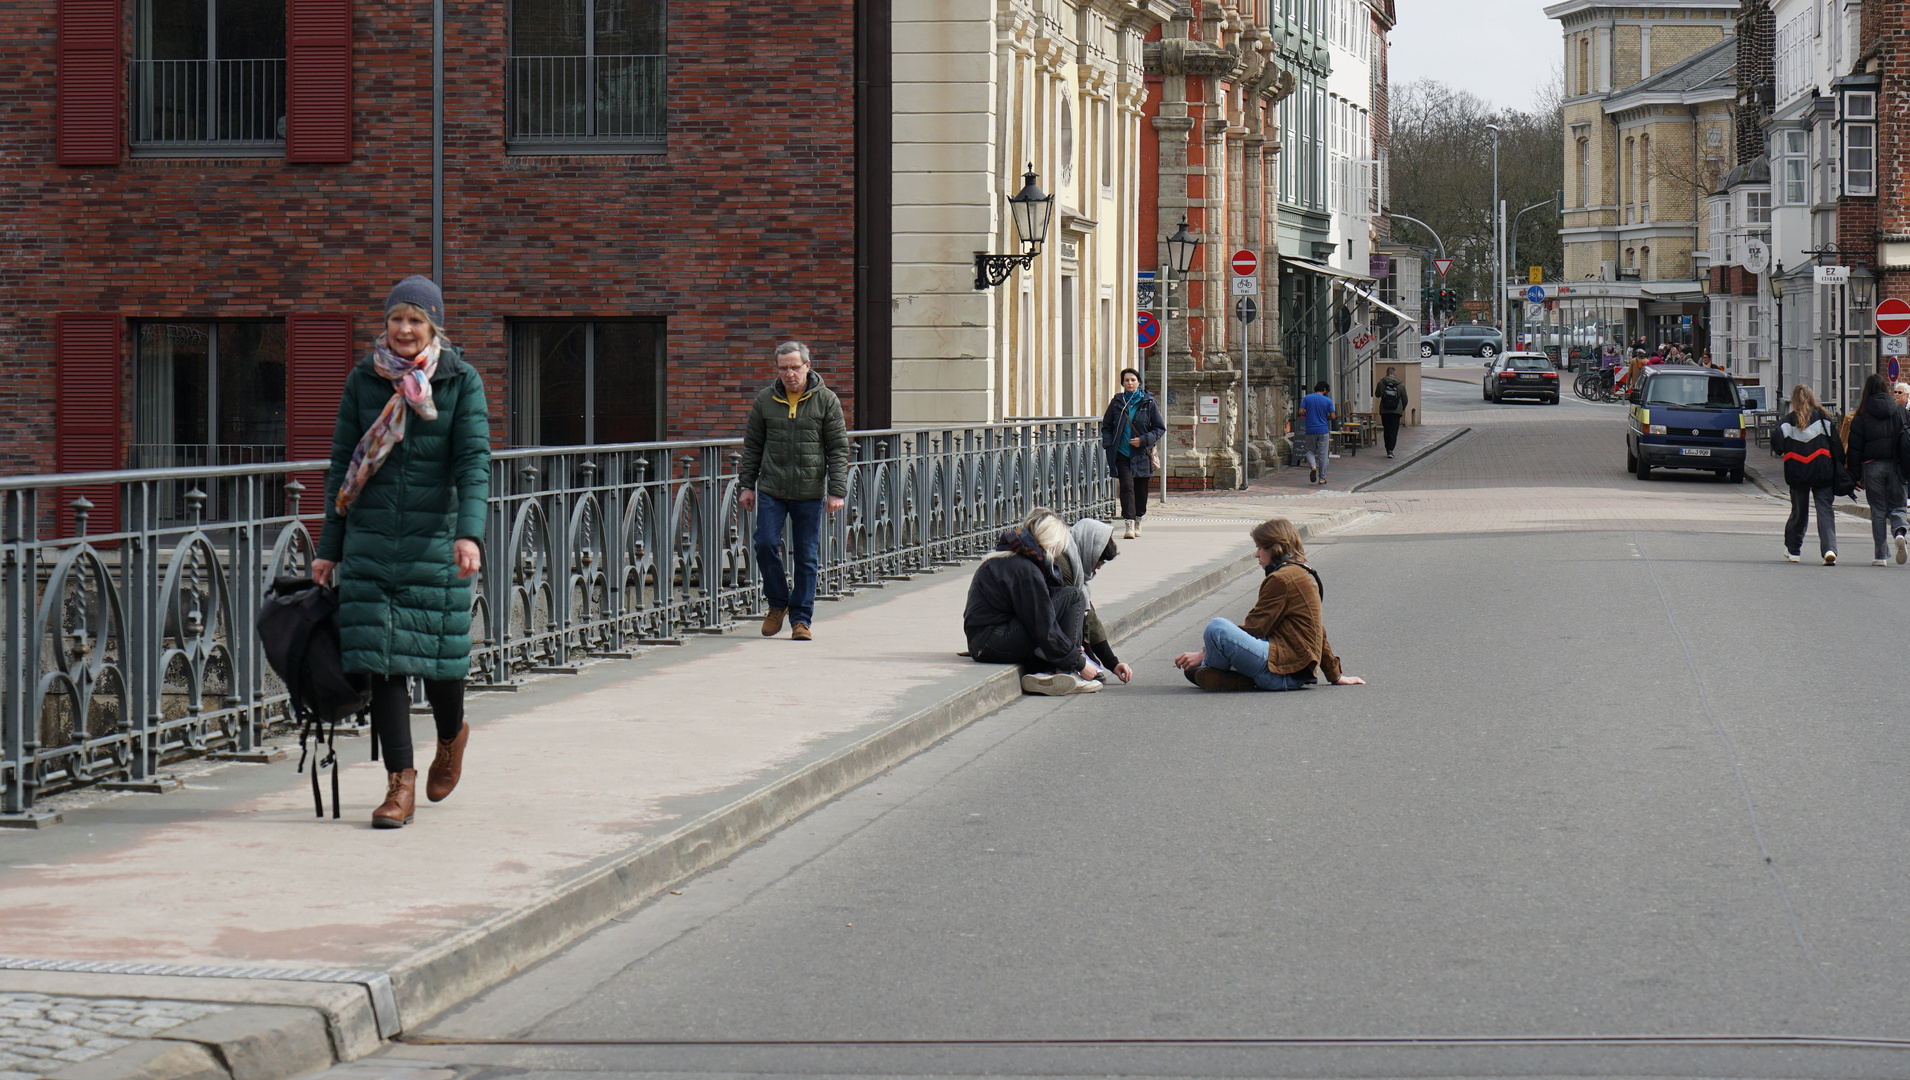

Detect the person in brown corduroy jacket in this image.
[1173,518,1365,691]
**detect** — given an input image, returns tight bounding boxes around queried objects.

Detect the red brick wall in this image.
[1,0,857,475]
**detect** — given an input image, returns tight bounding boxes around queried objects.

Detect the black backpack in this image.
[1378,381,1402,407]
[257,577,373,818]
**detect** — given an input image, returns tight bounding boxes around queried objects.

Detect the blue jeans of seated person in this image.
[754,492,823,627]
[1203,617,1314,691]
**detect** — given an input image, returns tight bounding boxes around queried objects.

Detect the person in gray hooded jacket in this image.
[1041,513,1133,683]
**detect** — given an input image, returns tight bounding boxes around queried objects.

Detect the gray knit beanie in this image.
[384,275,444,324]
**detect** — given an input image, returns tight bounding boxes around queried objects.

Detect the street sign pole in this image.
[1241,296,1250,490]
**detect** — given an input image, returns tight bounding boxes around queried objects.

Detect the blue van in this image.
[1625,365,1752,482]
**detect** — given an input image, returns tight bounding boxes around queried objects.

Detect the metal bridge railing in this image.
[0,421,1113,820]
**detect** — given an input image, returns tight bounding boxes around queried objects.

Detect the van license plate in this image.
[1680,448,1712,456]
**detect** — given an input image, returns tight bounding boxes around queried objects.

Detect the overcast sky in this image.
[1390,0,1563,112]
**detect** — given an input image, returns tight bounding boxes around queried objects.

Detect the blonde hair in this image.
[1026,509,1070,562]
[1248,518,1305,564]
[387,302,452,347]
[1790,383,1821,426]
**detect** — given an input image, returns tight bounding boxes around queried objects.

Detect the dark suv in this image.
[1420,324,1505,358]
[1483,352,1561,403]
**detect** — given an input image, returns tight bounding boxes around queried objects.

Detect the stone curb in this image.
[1741,454,1870,522]
[1349,427,1474,492]
[11,508,1365,1080]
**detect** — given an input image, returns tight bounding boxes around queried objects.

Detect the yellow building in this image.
[1543,0,1738,347]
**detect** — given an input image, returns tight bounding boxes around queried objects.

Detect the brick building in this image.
[6,0,891,503]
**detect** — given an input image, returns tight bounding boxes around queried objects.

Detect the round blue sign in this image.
[1137,311,1161,349]
[1892,357,1901,382]
[1525,285,1545,304]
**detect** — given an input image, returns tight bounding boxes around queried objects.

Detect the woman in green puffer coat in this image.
[310,276,492,829]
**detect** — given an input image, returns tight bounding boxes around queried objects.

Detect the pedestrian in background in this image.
[1045,513,1132,684]
[1100,368,1165,539]
[311,276,491,830]
[964,511,1102,696]
[1844,372,1910,566]
[738,342,850,641]
[1172,518,1363,691]
[1374,366,1408,459]
[1776,383,1841,565]
[1300,381,1336,485]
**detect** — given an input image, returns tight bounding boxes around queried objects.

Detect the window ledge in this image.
[506,140,665,157]
[131,142,284,159]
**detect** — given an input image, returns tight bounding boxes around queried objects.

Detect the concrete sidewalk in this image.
[0,504,1361,1080]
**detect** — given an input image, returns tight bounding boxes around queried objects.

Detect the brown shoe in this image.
[372,769,417,828]
[1192,667,1258,691]
[425,722,469,803]
[791,622,813,641]
[762,608,787,636]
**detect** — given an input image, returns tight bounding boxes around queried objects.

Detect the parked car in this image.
[1483,352,1561,404]
[1625,365,1752,482]
[1420,324,1505,358]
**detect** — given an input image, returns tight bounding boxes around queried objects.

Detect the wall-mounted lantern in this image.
[974,164,1056,290]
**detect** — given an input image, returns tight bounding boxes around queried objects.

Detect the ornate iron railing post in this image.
[1,490,31,816]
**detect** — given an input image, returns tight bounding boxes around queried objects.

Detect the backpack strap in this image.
[1272,558,1325,600]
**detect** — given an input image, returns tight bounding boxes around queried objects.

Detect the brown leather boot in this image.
[426,723,469,803]
[372,769,417,829]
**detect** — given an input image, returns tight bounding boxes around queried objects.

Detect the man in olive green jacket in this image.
[738,342,850,640]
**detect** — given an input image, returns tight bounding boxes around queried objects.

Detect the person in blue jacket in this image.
[1299,381,1336,485]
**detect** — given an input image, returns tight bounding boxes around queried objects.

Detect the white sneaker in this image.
[1123,519,1136,539]
[1825,552,1837,566]
[1874,558,1889,567]
[1070,679,1103,695]
[1894,533,1906,564]
[1021,672,1084,696]
[1133,518,1144,537]
[1784,551,1801,562]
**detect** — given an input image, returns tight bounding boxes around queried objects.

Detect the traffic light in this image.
[1421,279,1434,313]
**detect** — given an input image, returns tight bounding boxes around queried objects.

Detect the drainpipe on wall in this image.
[432,0,444,284]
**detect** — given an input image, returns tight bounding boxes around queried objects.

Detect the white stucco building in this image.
[889,0,1166,424]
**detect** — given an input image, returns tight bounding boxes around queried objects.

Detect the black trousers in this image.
[368,674,466,773]
[969,586,1087,674]
[1784,484,1836,558]
[1115,458,1151,520]
[1380,413,1402,453]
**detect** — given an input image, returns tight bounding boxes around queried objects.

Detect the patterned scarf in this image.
[1114,390,1151,458]
[995,527,1063,587]
[335,335,441,515]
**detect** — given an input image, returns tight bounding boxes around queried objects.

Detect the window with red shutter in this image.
[56,0,122,165]
[286,0,352,163]
[55,313,124,537]
[285,313,355,523]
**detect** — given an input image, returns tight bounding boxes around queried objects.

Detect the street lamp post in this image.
[1852,265,1876,390]
[1485,123,1501,332]
[1391,213,1449,368]
[1160,218,1202,505]
[1771,263,1785,401]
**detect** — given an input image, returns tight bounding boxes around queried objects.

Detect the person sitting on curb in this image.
[1172,517,1365,692]
[964,512,1103,696]
[1043,512,1134,684]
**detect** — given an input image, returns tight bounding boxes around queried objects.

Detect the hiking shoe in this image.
[792,622,813,641]
[1021,672,1085,696]
[1133,518,1144,537]
[762,608,786,636]
[1894,533,1907,564]
[372,769,417,829]
[1784,551,1800,563]
[1824,552,1837,566]
[1192,667,1259,692]
[1124,519,1137,539]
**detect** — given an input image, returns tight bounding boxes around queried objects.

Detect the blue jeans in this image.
[753,492,823,626]
[1203,618,1313,691]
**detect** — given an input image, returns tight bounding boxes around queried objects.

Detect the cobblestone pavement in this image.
[0,994,229,1079]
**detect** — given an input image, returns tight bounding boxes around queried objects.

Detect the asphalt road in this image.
[372,389,1910,1080]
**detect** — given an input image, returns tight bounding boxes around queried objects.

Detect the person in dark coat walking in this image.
[1776,383,1841,565]
[311,276,492,829]
[1374,366,1409,458]
[738,342,851,641]
[1843,372,1910,566]
[1100,368,1165,539]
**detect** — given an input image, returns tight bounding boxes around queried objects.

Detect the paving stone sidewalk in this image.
[0,996,227,1079]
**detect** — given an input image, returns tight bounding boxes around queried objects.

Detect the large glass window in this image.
[509,0,666,151]
[510,322,666,446]
[134,321,287,466]
[1781,129,1809,205]
[133,0,285,149]
[1844,95,1875,196]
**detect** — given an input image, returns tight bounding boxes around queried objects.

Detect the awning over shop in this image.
[1280,255,1375,283]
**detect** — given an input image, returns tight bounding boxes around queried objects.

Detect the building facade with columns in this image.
[890,0,1166,424]
[1141,0,1306,490]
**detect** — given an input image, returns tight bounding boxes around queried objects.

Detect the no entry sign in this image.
[1876,298,1910,337]
[1231,249,1259,276]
